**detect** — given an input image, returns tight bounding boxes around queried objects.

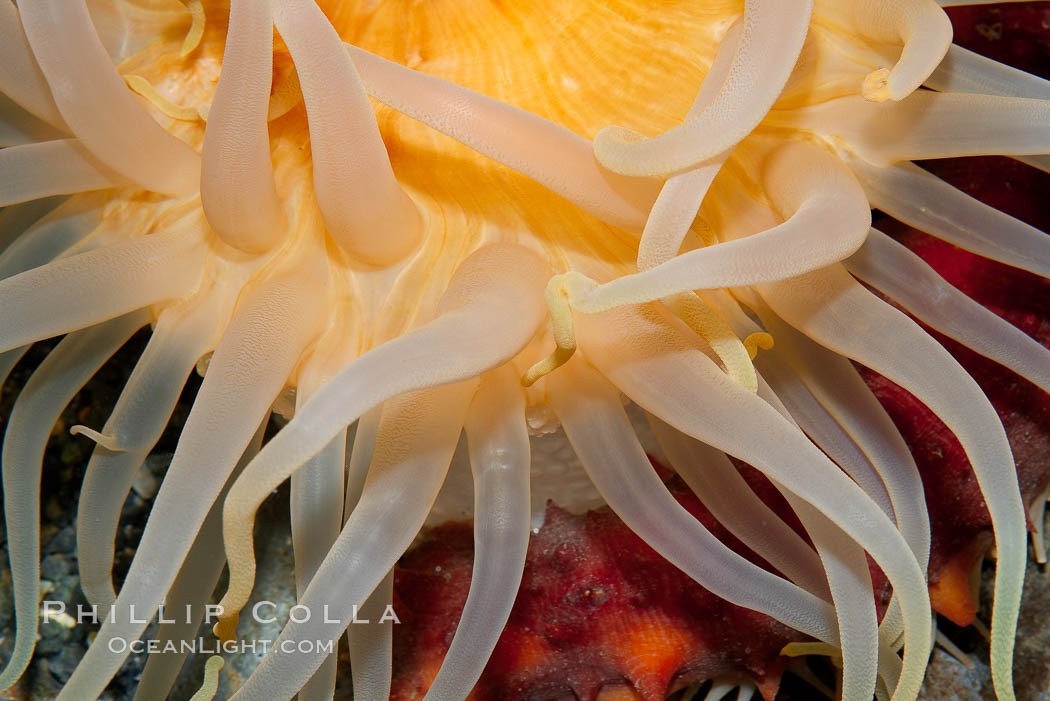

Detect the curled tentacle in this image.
[345,43,659,232]
[18,0,199,195]
[567,142,871,311]
[617,20,746,257]
[592,0,814,177]
[817,0,952,101]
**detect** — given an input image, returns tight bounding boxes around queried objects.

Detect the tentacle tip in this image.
[188,655,224,701]
[180,0,206,58]
[212,614,239,643]
[592,125,650,175]
[522,347,576,387]
[862,69,893,103]
[780,642,843,665]
[69,425,124,452]
[743,332,774,360]
[991,670,1017,701]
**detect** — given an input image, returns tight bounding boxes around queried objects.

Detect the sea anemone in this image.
[0,0,1048,699]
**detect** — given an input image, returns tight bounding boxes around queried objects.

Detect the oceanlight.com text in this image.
[106,637,336,656]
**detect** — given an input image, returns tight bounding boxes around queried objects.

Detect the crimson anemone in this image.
[0,0,1049,700]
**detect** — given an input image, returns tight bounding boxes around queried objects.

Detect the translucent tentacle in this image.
[0,194,66,255]
[54,255,329,701]
[290,431,345,701]
[343,408,381,521]
[661,366,886,700]
[132,420,266,701]
[734,295,931,568]
[751,359,893,694]
[592,0,814,176]
[0,350,28,403]
[758,264,1025,701]
[77,292,228,609]
[342,406,383,694]
[0,0,66,128]
[637,168,721,271]
[704,681,737,701]
[925,43,1050,100]
[215,244,549,632]
[762,354,895,518]
[228,383,475,701]
[817,0,952,101]
[0,194,103,282]
[725,289,921,653]
[0,228,206,354]
[566,142,870,310]
[846,229,1050,396]
[646,415,831,599]
[787,498,878,701]
[847,157,1050,278]
[771,91,1050,166]
[633,22,744,269]
[345,44,660,233]
[424,366,531,701]
[0,139,119,207]
[18,0,200,195]
[348,569,395,701]
[547,357,840,645]
[274,0,419,264]
[200,0,284,252]
[0,93,64,146]
[574,303,932,700]
[188,656,224,701]
[0,195,102,459]
[0,311,147,693]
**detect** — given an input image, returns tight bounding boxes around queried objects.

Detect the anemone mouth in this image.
[0,0,1049,700]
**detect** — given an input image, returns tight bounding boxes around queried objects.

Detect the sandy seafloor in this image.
[0,327,1049,701]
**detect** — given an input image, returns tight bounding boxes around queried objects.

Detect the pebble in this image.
[41,554,73,581]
